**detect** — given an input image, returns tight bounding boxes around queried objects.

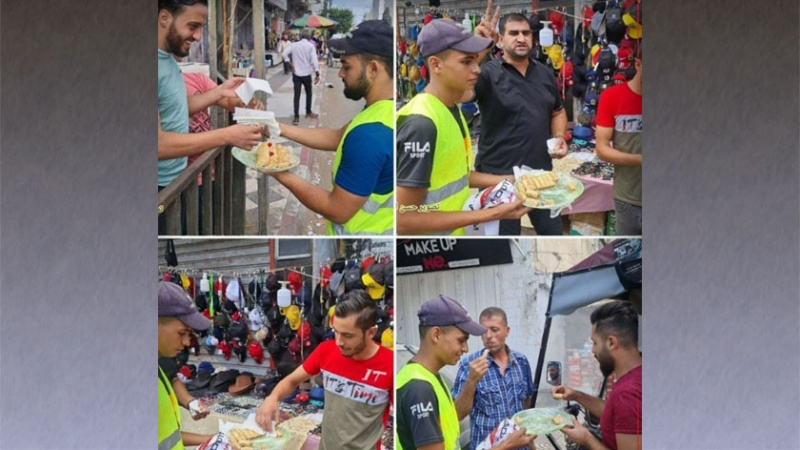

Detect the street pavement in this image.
[242,58,364,235]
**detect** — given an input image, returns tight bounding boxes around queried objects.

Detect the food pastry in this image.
[228,428,263,449]
[517,172,559,203]
[255,141,293,169]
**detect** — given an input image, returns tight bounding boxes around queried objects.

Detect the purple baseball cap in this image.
[418,19,494,57]
[418,295,486,336]
[159,281,211,331]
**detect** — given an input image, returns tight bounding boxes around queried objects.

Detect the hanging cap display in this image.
[218,340,232,360]
[320,266,333,288]
[248,342,265,365]
[285,304,302,330]
[255,328,268,342]
[329,271,345,296]
[381,327,394,350]
[225,280,240,302]
[622,13,642,39]
[179,274,190,291]
[547,43,564,70]
[248,308,263,332]
[362,272,385,300]
[287,271,302,294]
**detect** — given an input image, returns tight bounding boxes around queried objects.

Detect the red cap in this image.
[549,10,565,35]
[178,366,191,379]
[214,279,227,295]
[582,5,594,29]
[362,256,376,271]
[287,271,302,294]
[248,342,265,364]
[218,340,231,360]
[320,266,333,288]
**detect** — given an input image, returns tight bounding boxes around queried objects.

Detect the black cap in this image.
[328,20,393,58]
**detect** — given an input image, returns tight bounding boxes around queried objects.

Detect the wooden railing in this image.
[157,146,246,235]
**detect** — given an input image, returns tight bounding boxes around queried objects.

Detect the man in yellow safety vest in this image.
[261,20,394,236]
[396,18,531,236]
[158,281,212,450]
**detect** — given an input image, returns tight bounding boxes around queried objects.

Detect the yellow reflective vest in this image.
[396,362,461,450]
[158,367,183,450]
[327,99,394,235]
[397,93,472,236]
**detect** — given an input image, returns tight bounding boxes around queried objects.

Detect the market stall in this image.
[158,238,394,450]
[396,0,642,236]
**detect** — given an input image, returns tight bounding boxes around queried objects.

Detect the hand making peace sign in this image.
[474,0,502,43]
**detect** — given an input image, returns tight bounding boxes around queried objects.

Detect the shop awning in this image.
[548,239,642,316]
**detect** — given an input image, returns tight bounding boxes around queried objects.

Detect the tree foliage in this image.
[327,8,353,34]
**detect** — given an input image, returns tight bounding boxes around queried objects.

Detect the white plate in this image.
[232,145,300,173]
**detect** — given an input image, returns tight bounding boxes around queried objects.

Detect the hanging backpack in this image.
[165,239,178,267]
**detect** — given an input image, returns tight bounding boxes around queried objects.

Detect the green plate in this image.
[511,408,573,436]
[232,145,300,173]
[247,432,292,449]
[514,172,585,210]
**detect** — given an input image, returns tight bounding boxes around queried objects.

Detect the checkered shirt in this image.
[452,347,534,448]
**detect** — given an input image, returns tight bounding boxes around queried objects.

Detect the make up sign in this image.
[396,239,514,275]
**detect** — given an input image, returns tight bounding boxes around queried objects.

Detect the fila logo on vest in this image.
[403,141,431,158]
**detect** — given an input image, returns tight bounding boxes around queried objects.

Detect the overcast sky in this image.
[317,0,375,25]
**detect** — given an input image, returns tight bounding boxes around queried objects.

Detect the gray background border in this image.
[1,0,799,448]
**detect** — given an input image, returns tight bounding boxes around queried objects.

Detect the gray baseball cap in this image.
[159,281,211,331]
[418,19,494,57]
[418,295,486,336]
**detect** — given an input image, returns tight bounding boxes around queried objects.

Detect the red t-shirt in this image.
[596,82,643,205]
[302,340,393,450]
[183,73,218,185]
[600,365,642,450]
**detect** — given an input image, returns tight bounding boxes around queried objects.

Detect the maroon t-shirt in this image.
[601,365,642,450]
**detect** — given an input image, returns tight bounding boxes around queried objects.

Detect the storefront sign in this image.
[396,239,514,275]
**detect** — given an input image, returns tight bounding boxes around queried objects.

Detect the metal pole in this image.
[530,273,557,407]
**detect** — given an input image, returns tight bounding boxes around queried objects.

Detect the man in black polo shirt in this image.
[474,10,569,235]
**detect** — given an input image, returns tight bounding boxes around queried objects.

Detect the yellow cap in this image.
[380,328,394,350]
[285,304,301,330]
[362,273,385,300]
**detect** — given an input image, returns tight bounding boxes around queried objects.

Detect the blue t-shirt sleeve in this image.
[335,122,393,197]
